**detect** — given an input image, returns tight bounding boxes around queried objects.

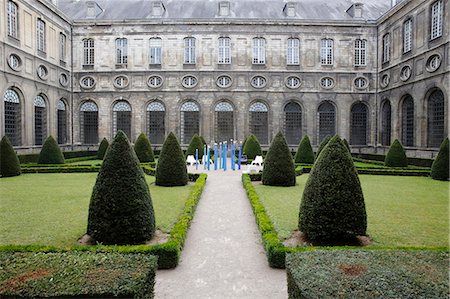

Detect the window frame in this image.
[149,37,162,65]
[430,0,443,40]
[115,38,128,65]
[36,18,46,53]
[7,1,18,38]
[184,37,196,64]
[59,32,67,62]
[252,37,266,65]
[382,33,390,64]
[83,38,95,66]
[320,38,333,65]
[218,37,231,64]
[354,39,367,66]
[287,38,300,65]
[403,18,413,54]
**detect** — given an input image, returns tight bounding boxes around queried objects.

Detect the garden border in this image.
[0,173,207,269]
[242,174,447,268]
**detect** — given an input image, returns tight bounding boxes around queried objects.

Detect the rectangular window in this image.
[149,38,162,64]
[354,39,366,66]
[252,38,266,64]
[431,0,443,39]
[184,37,196,64]
[116,38,128,64]
[403,19,412,53]
[37,19,46,52]
[7,1,18,38]
[59,33,66,62]
[382,34,390,63]
[287,38,300,65]
[320,39,333,65]
[218,37,231,64]
[83,38,94,65]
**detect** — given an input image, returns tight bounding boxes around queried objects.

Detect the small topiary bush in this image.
[134,133,155,163]
[316,135,331,159]
[243,134,262,160]
[294,135,314,164]
[0,136,21,177]
[156,132,188,186]
[37,136,65,164]
[185,134,204,157]
[384,139,408,167]
[299,135,367,244]
[262,132,296,186]
[97,138,109,160]
[431,138,449,181]
[87,130,155,245]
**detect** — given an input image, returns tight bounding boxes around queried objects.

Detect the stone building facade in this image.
[0,0,448,158]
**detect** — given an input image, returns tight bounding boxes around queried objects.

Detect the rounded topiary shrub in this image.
[134,133,155,163]
[87,130,155,245]
[384,139,408,167]
[294,135,314,164]
[243,134,262,160]
[262,132,296,186]
[156,132,188,186]
[0,136,21,177]
[185,134,204,157]
[316,135,331,159]
[299,135,367,244]
[97,138,109,160]
[38,136,65,164]
[431,138,449,181]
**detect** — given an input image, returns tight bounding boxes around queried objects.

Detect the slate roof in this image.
[57,0,393,22]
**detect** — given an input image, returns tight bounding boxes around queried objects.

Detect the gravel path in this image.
[155,166,287,298]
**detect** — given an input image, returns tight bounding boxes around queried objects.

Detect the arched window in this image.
[112,101,132,139]
[215,102,234,142]
[381,100,392,146]
[427,89,445,147]
[80,101,98,144]
[401,95,414,146]
[147,101,165,144]
[3,89,21,146]
[350,102,368,145]
[284,102,302,145]
[34,95,47,145]
[318,102,336,143]
[249,102,268,144]
[57,99,67,144]
[180,101,200,144]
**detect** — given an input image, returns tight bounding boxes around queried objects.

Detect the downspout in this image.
[70,26,74,150]
[374,24,379,153]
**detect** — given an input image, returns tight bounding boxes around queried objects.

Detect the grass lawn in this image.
[0,173,193,247]
[254,175,449,247]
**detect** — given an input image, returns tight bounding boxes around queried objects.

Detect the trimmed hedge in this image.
[37,136,65,164]
[385,139,408,167]
[243,134,262,160]
[299,136,367,243]
[18,151,108,164]
[156,132,188,186]
[356,168,430,176]
[134,133,155,163]
[21,166,101,173]
[87,130,156,245]
[0,174,207,269]
[185,134,204,157]
[287,250,449,298]
[97,137,109,160]
[262,132,296,186]
[431,138,449,181]
[0,252,157,298]
[0,136,21,177]
[316,135,331,159]
[294,135,314,164]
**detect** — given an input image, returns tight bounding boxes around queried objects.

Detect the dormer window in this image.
[283,2,296,17]
[219,1,230,16]
[152,1,165,16]
[346,3,363,18]
[86,1,102,18]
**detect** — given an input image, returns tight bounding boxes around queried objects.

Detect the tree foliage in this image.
[262,132,296,186]
[294,135,314,164]
[156,132,188,186]
[243,134,262,160]
[384,139,408,167]
[0,136,21,177]
[38,136,65,164]
[134,133,155,162]
[97,138,109,160]
[431,138,449,181]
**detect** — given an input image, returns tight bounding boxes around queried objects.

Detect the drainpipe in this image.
[70,26,74,150]
[374,25,379,153]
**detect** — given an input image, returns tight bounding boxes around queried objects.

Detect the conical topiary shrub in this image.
[134,133,155,163]
[200,135,207,146]
[87,130,155,244]
[294,135,314,164]
[97,138,109,160]
[316,135,331,159]
[242,136,248,151]
[262,132,296,186]
[185,134,204,157]
[299,135,367,244]
[431,138,449,181]
[342,138,351,153]
[38,136,65,164]
[156,132,188,186]
[384,139,408,167]
[0,136,21,177]
[243,134,262,160]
